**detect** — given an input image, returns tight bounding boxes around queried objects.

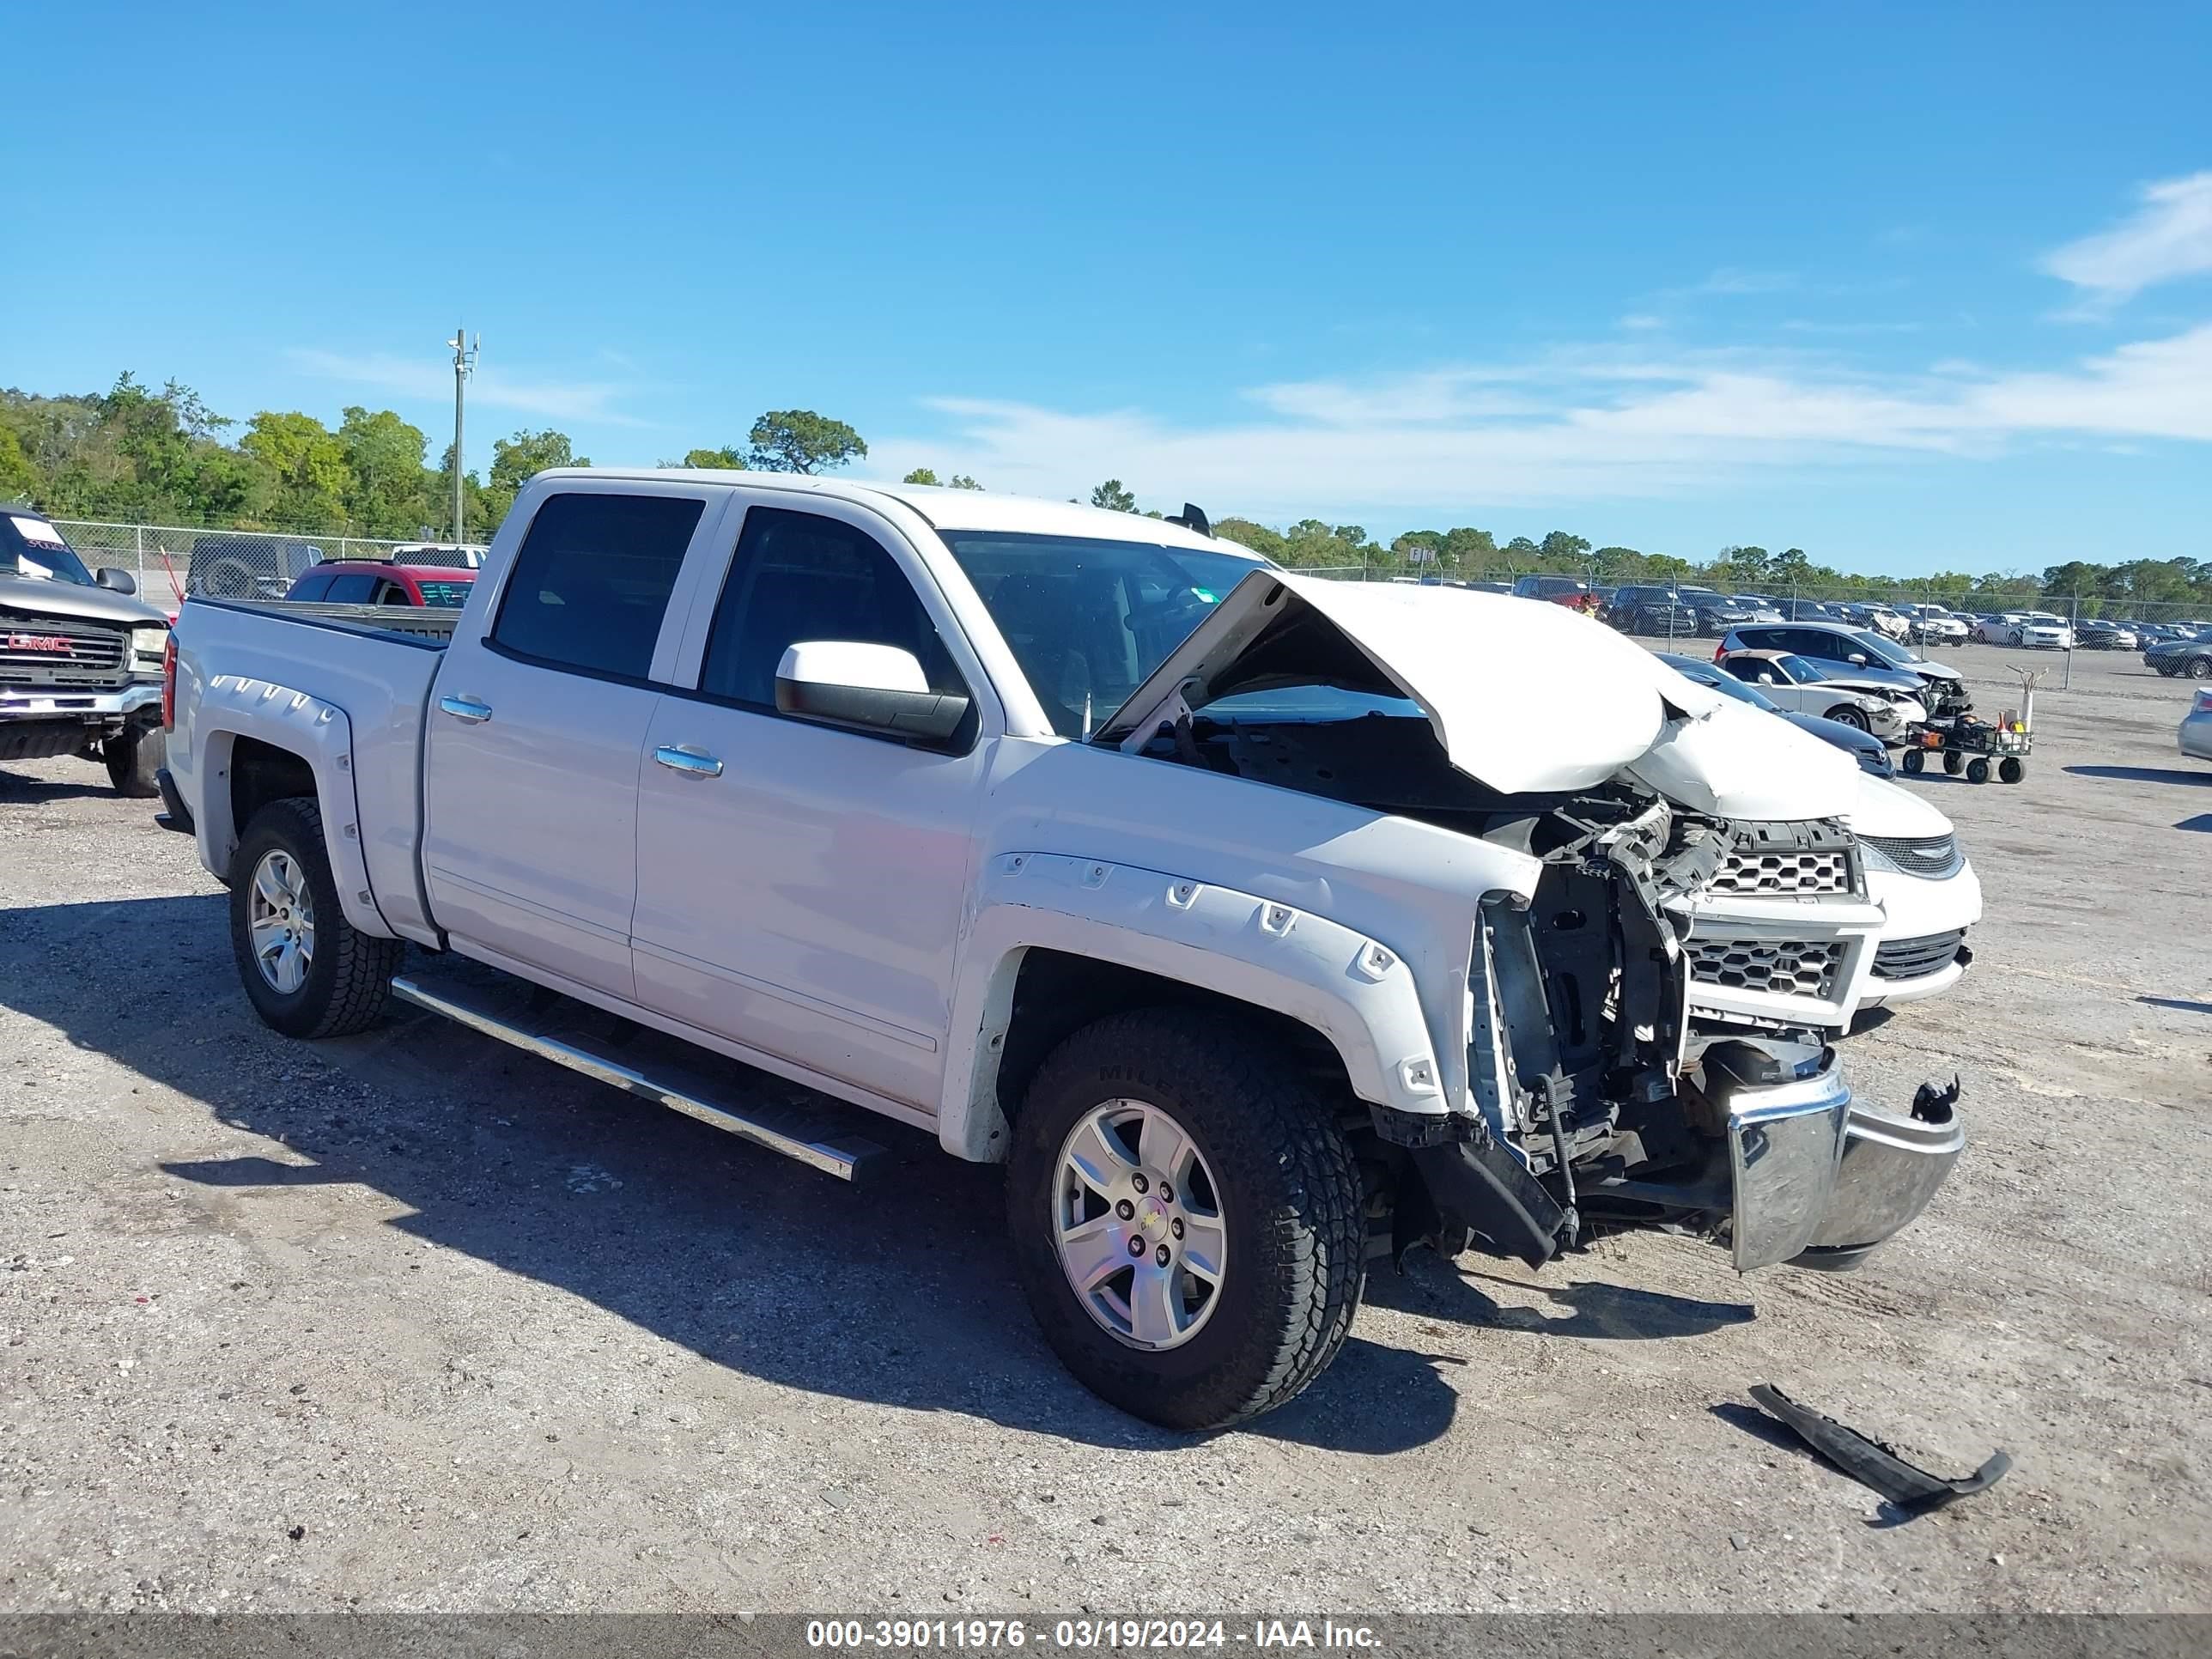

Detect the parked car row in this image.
[154,473,1990,1431]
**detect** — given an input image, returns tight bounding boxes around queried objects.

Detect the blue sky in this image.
[9,2,2211,574]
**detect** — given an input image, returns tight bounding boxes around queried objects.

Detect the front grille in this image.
[1711,847,1854,896]
[1873,930,1966,981]
[1686,937,1845,1000]
[1860,832,1963,878]
[0,611,131,688]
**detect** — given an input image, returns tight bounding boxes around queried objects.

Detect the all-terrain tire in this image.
[1006,1009,1366,1432]
[104,717,165,798]
[228,796,403,1039]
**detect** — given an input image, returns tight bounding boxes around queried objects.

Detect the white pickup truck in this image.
[161,471,1964,1430]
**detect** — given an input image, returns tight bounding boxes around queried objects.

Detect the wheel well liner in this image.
[229,735,319,840]
[994,947,1357,1136]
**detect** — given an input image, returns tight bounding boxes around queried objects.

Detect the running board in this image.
[390,969,892,1183]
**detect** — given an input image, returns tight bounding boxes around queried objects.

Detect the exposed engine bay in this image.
[1137,692,1867,1265]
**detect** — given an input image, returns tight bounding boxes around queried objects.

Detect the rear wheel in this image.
[1899,748,1925,775]
[1006,1009,1365,1432]
[2008,629,2025,647]
[103,717,165,798]
[228,797,403,1039]
[1943,750,1966,775]
[1999,757,2026,783]
[1966,757,1992,784]
[2189,657,2212,680]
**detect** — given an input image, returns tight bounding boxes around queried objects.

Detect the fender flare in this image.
[191,672,396,939]
[938,852,1456,1162]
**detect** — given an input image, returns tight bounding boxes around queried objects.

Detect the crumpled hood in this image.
[1105,569,1858,815]
[0,572,169,628]
[1843,772,1955,838]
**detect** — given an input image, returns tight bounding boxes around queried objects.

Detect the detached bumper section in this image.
[1705,1041,1963,1271]
[1410,1041,1962,1273]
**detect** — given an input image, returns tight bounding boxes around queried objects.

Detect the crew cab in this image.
[1,508,170,793]
[161,472,1965,1430]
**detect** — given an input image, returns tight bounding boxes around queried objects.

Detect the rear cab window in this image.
[489,492,705,680]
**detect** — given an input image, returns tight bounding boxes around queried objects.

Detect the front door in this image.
[629,500,994,1111]
[422,487,715,1000]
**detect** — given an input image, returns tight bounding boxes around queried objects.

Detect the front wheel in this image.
[1944,750,1966,775]
[2189,658,2212,681]
[2008,629,2025,647]
[1999,757,2026,783]
[1966,757,1992,784]
[1825,705,1870,732]
[1006,1009,1365,1432]
[104,716,165,798]
[228,796,404,1039]
[1899,748,1926,775]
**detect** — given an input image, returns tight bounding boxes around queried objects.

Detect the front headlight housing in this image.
[131,625,167,669]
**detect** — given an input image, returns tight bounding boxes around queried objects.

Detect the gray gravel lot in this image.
[2,641,2207,1613]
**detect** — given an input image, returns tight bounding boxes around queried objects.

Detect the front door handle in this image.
[439,695,493,723]
[653,744,724,779]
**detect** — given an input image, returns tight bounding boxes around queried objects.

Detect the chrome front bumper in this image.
[1706,1042,1964,1271]
[0,683,161,720]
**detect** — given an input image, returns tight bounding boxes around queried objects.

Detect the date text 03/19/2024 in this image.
[805,1620,1383,1650]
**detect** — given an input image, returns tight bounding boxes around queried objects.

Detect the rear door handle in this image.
[439,695,493,723]
[653,744,724,779]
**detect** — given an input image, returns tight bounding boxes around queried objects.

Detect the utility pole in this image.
[447,327,478,543]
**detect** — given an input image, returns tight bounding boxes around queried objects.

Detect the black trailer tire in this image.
[1006,1008,1365,1433]
[1999,757,2026,784]
[1966,757,1992,784]
[228,796,402,1039]
[1899,748,1925,775]
[1944,750,1966,775]
[104,718,166,798]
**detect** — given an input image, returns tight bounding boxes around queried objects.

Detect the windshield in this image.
[6,514,97,586]
[939,532,1263,738]
[1851,629,1922,665]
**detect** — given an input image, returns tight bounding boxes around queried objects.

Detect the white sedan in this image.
[1717,651,1926,738]
[1847,774,1982,1009]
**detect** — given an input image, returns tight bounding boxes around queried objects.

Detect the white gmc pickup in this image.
[161,471,1964,1429]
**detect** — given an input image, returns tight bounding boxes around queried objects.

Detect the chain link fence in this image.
[49,520,477,605]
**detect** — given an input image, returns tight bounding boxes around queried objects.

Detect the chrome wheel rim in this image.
[1053,1099,1226,1351]
[247,850,315,994]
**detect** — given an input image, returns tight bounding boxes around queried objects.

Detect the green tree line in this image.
[7,374,2205,611]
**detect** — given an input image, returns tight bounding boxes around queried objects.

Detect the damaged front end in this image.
[1396,793,1963,1273]
[1100,568,1965,1275]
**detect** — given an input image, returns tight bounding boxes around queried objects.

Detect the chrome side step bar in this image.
[391,971,890,1183]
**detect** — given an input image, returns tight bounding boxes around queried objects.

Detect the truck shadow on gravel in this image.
[0,766,116,804]
[5,893,1471,1455]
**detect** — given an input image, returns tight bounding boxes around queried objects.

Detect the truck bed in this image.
[169,593,453,942]
[187,596,462,645]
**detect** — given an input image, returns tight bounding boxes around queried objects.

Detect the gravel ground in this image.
[1,642,2207,1613]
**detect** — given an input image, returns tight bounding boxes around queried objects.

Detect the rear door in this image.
[422,485,724,1000]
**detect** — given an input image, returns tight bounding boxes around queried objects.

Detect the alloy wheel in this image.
[246,849,316,994]
[1053,1098,1227,1351]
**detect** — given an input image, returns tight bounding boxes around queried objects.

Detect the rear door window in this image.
[490,492,705,681]
[290,573,333,601]
[324,573,378,603]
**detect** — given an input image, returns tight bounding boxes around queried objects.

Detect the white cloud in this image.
[288,349,647,425]
[870,326,2212,519]
[2042,172,2212,306]
[1617,313,1664,331]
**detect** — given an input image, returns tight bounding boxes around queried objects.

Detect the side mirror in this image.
[775,641,970,745]
[95,567,139,595]
[1846,653,1867,665]
[1757,672,1779,684]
